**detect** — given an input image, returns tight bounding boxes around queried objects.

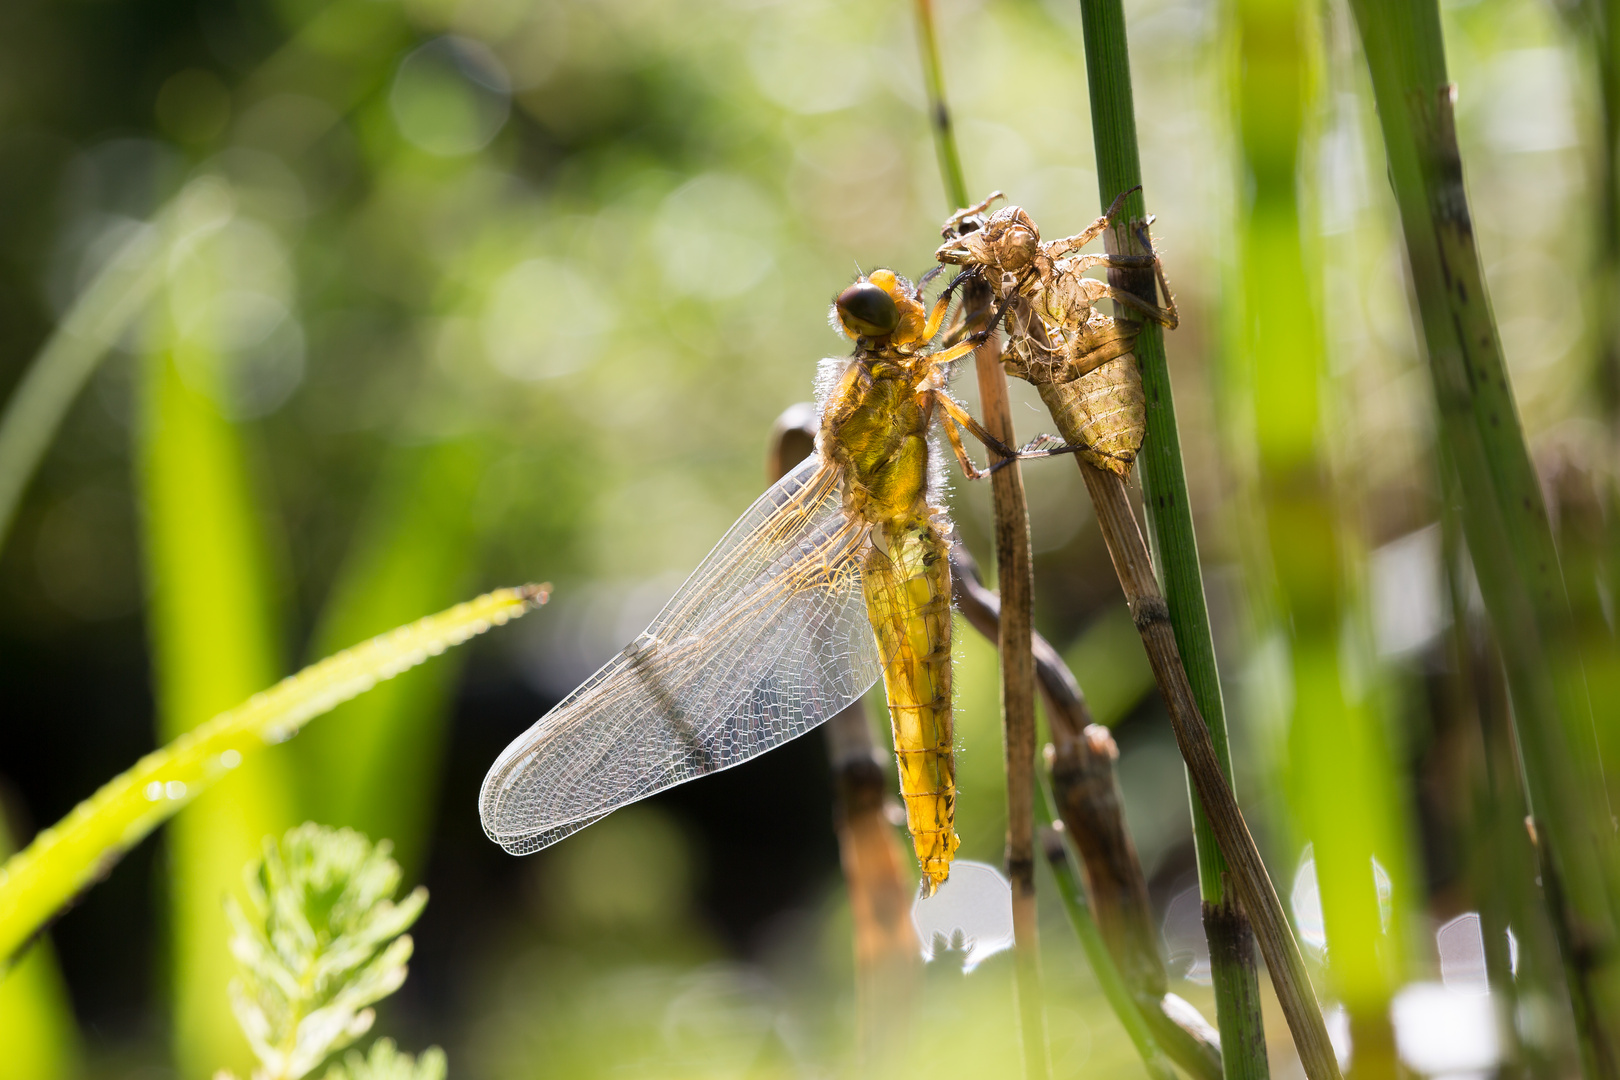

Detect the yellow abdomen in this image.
[861,516,959,896]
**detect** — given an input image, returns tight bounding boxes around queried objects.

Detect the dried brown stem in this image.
[962,277,1049,1080]
[950,542,1221,1080]
[1079,461,1335,1076]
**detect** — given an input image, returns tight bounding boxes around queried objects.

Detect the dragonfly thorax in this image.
[821,356,935,529]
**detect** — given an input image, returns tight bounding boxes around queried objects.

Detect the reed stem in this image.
[974,327,1050,1080]
[1074,1,1308,1075]
[1078,459,1336,1078]
[1348,3,1620,1070]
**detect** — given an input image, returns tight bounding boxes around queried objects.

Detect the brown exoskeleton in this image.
[935,191,1178,476]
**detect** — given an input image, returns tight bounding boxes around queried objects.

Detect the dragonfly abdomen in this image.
[861,515,959,897]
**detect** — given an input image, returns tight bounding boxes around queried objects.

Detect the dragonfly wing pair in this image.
[480,452,883,855]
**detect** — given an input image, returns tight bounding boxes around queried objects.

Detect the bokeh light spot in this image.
[912,860,1014,972]
[654,174,777,300]
[390,36,512,157]
[482,258,612,380]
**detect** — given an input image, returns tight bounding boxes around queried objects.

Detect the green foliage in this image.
[6,0,1620,1073]
[1230,0,1414,1064]
[223,824,430,1080]
[321,1040,447,1080]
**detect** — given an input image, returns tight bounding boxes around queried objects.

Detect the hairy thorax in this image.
[820,357,934,527]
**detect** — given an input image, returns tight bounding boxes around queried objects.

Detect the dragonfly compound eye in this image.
[836,280,901,338]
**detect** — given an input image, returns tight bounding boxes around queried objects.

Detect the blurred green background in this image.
[0,0,1610,1075]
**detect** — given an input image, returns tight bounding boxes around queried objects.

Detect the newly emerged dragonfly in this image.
[936,192,1178,476]
[481,266,1045,895]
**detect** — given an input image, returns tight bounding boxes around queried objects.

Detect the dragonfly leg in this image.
[939,404,994,481]
[919,278,958,342]
[933,279,1027,357]
[934,390,1015,460]
[1041,186,1137,260]
[979,437,1107,476]
[939,267,1034,348]
[935,389,1095,477]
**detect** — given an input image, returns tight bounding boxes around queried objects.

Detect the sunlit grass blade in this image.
[293,437,491,876]
[0,817,80,1080]
[0,585,547,974]
[135,179,305,1078]
[1347,1,1620,1068]
[0,202,168,552]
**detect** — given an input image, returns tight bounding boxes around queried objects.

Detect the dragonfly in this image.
[480,265,1052,896]
[935,191,1178,476]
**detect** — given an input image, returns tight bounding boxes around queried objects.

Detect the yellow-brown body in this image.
[821,271,961,896]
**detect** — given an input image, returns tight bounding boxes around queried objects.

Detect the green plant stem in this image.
[0,585,546,973]
[911,3,1046,1073]
[1037,792,1177,1080]
[1348,3,1620,1072]
[913,0,968,211]
[1074,2,1277,1077]
[1442,484,1576,1076]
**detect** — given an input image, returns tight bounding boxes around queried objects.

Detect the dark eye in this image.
[836,281,900,337]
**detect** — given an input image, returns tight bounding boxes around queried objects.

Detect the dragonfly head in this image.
[833,269,928,346]
[936,205,1039,274]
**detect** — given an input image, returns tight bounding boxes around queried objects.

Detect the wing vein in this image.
[479,456,882,854]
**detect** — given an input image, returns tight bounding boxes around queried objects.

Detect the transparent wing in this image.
[481,454,881,854]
